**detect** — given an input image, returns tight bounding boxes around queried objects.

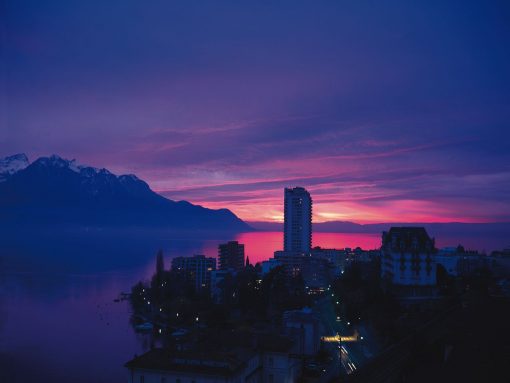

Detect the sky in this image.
[1,0,510,223]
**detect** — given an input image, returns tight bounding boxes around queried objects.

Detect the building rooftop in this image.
[382,227,436,253]
[125,347,254,376]
[283,307,319,324]
[285,186,309,193]
[125,330,295,374]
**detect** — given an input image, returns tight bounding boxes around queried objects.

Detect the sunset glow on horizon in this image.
[154,184,502,224]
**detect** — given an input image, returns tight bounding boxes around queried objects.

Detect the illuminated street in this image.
[312,284,384,379]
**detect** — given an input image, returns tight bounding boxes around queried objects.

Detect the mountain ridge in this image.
[0,153,251,232]
[0,153,29,182]
[247,220,510,236]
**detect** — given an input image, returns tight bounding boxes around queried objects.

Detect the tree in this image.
[156,249,165,277]
[151,249,167,302]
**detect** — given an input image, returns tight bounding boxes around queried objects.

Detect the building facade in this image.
[284,187,312,253]
[218,241,245,271]
[273,251,332,289]
[261,258,282,275]
[381,227,437,286]
[311,247,346,276]
[283,308,321,356]
[126,332,302,383]
[210,269,232,303]
[126,348,261,383]
[171,255,216,291]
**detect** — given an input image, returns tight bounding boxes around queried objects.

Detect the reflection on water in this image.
[0,272,143,382]
[0,228,505,382]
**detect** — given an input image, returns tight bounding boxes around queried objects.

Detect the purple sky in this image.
[2,1,510,222]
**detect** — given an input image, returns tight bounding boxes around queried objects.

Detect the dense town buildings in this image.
[128,198,510,383]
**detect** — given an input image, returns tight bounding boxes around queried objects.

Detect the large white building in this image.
[284,187,312,253]
[381,227,437,286]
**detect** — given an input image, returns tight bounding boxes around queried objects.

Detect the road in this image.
[313,294,361,377]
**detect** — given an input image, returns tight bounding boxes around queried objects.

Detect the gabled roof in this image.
[383,227,435,252]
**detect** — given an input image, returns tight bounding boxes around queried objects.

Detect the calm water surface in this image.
[0,229,505,382]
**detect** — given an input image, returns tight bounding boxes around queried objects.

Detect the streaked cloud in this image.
[2,1,509,222]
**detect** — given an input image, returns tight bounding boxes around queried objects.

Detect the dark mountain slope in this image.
[0,154,250,231]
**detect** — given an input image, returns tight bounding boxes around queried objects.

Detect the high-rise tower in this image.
[284,187,312,253]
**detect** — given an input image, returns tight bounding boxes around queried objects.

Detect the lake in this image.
[0,229,506,382]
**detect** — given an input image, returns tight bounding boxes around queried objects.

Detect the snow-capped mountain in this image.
[0,153,29,182]
[35,154,114,176]
[0,154,250,231]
